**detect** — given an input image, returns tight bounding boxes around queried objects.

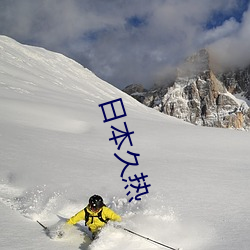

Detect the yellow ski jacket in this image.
[67,206,121,233]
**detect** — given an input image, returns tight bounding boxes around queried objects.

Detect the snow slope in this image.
[0,36,250,250]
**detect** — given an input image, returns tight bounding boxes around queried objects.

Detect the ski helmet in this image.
[89,195,104,210]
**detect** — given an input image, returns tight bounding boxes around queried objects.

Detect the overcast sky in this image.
[0,0,249,89]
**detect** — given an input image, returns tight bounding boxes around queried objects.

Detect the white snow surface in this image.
[0,36,250,250]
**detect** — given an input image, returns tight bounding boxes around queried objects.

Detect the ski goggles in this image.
[89,204,101,212]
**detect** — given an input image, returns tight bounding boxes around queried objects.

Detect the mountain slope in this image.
[0,36,250,250]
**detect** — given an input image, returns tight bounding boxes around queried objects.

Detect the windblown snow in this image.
[0,36,250,250]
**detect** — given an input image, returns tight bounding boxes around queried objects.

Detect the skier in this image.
[66,194,121,239]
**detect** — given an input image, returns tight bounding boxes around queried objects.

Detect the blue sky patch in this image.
[206,0,249,29]
[126,15,147,28]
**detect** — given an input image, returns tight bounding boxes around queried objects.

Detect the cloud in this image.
[0,0,249,89]
[200,18,240,45]
[209,4,250,69]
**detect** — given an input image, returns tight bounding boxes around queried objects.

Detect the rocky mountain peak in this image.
[123,49,250,130]
[177,49,210,78]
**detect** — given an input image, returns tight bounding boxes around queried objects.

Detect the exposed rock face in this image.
[123,84,147,103]
[217,66,250,99]
[123,49,250,130]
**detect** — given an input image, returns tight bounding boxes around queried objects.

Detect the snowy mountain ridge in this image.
[0,36,250,250]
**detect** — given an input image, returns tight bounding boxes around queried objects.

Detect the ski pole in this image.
[122,227,180,250]
[37,220,48,231]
